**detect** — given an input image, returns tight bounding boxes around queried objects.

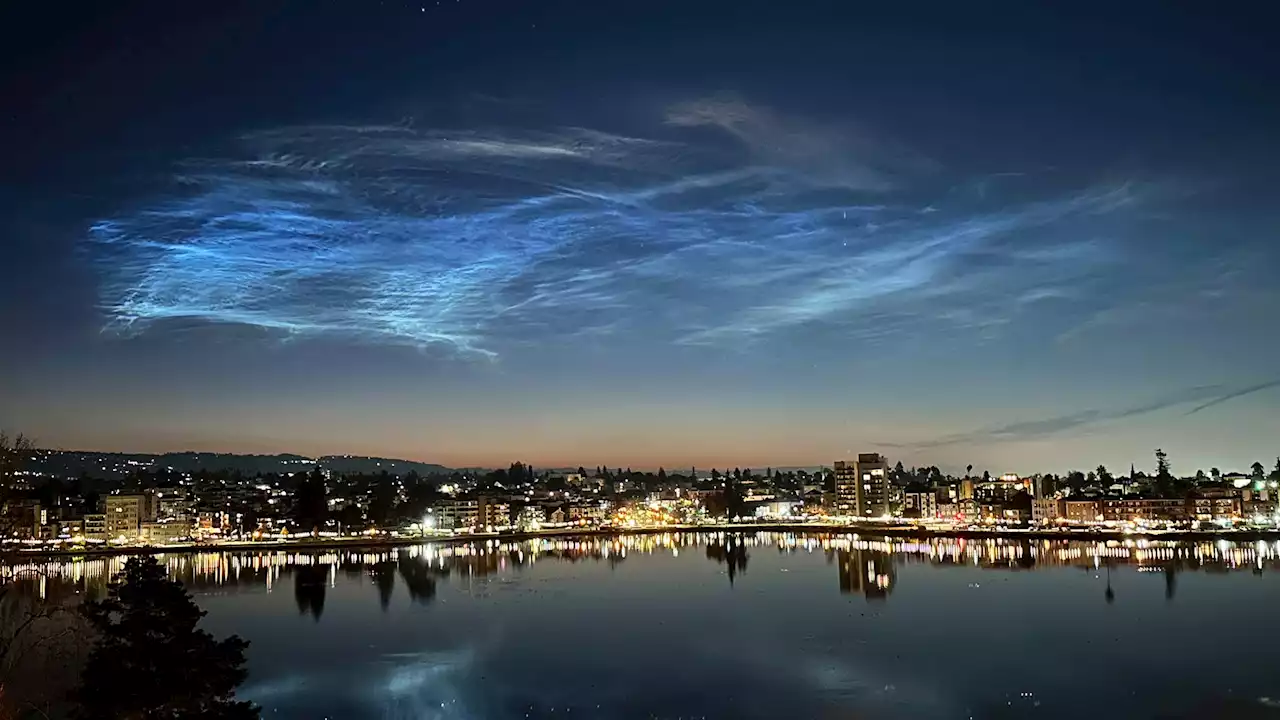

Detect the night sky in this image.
[2,1,1278,473]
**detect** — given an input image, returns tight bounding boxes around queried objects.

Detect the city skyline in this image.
[13,444,1279,481]
[3,2,1279,472]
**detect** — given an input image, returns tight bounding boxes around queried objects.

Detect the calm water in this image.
[18,533,1280,719]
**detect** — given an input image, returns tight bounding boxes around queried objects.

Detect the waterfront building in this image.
[140,520,191,545]
[1102,498,1186,523]
[834,454,890,518]
[432,499,479,530]
[105,493,154,541]
[1064,499,1102,523]
[433,496,510,531]
[833,461,858,514]
[1188,496,1242,522]
[1032,498,1064,523]
[477,496,510,530]
[82,513,107,540]
[902,487,938,519]
[753,500,802,519]
[515,505,544,530]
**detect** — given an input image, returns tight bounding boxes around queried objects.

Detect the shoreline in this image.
[7,522,1280,561]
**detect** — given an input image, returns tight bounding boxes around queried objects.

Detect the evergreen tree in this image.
[1155,449,1171,479]
[75,556,258,719]
[294,469,327,531]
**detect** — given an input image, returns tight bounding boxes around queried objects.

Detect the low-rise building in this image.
[1190,496,1241,521]
[1102,498,1187,523]
[752,500,802,519]
[477,497,510,530]
[140,521,191,545]
[513,505,544,530]
[82,513,107,540]
[156,494,196,522]
[430,496,510,531]
[432,499,478,530]
[1064,500,1102,523]
[902,489,938,519]
[569,502,609,524]
[1032,498,1064,523]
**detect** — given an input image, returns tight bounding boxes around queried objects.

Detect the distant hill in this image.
[317,455,452,476]
[23,450,453,479]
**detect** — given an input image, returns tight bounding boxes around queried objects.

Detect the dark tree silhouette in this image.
[710,476,746,520]
[293,469,328,531]
[75,556,258,719]
[0,431,35,540]
[1155,448,1171,479]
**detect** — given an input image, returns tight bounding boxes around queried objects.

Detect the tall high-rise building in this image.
[833,461,859,514]
[834,453,890,517]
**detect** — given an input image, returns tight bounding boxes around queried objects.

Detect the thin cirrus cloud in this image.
[880,380,1280,449]
[87,96,1162,358]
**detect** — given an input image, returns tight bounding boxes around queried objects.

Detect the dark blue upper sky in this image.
[2,1,1278,472]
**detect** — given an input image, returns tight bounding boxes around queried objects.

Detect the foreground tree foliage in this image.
[75,556,259,720]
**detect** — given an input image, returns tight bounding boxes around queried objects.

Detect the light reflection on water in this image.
[8,533,1280,719]
[8,533,1280,599]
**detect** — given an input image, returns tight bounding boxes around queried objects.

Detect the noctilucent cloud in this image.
[1,2,1278,472]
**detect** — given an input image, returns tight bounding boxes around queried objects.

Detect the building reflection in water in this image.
[5,533,1280,613]
[834,548,895,600]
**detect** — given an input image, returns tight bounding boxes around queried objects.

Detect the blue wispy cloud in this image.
[87,97,1163,358]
